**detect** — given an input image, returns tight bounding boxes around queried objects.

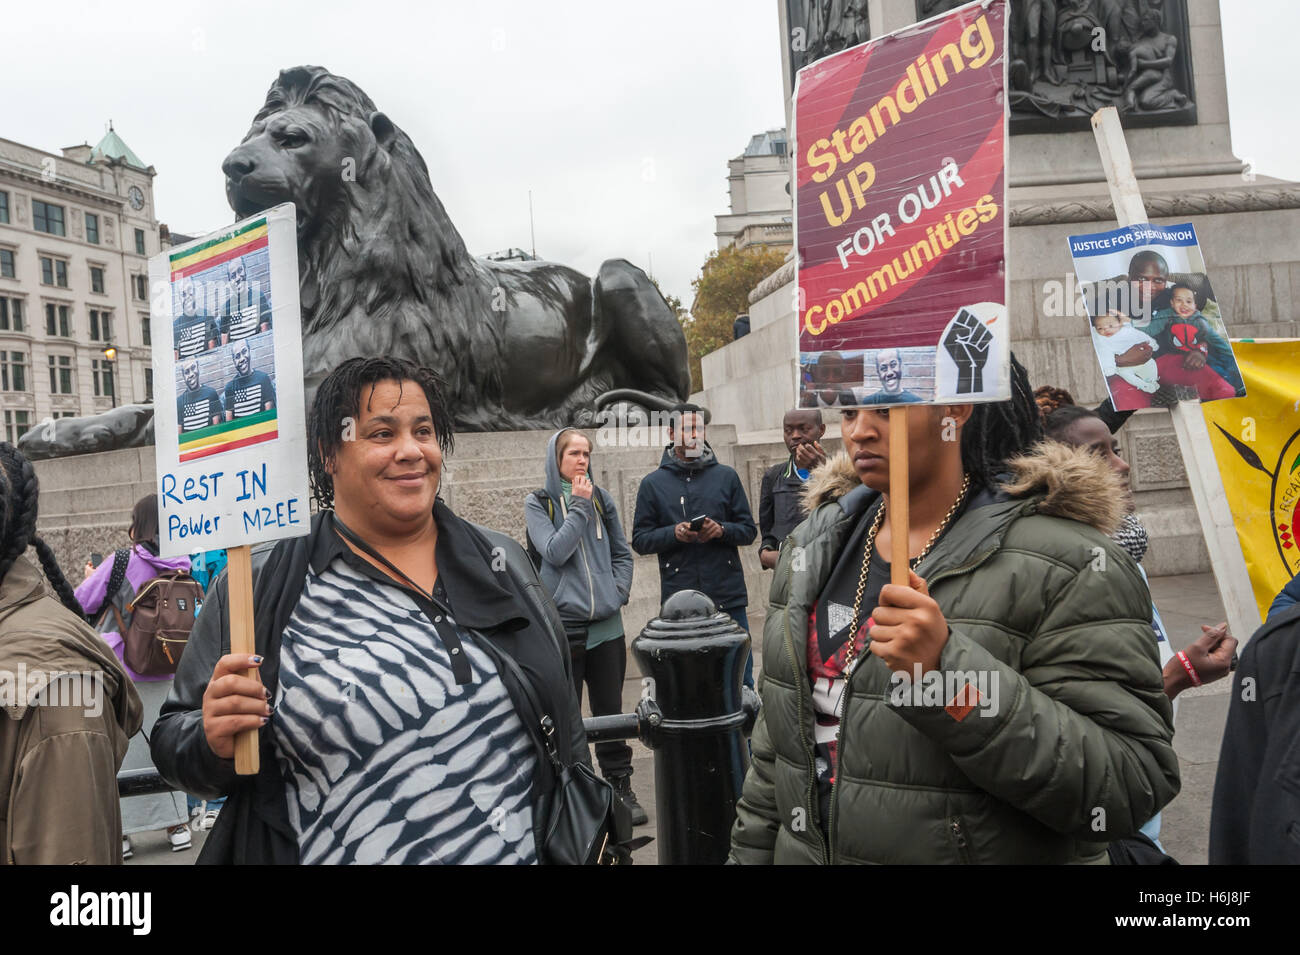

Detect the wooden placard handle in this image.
[889,406,910,586]
[227,545,260,775]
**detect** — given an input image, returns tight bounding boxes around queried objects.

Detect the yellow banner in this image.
[1201,340,1300,619]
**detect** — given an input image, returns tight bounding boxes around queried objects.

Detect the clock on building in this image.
[128,186,145,210]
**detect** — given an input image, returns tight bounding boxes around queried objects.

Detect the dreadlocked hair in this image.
[0,443,85,619]
[959,353,1043,489]
[308,357,455,510]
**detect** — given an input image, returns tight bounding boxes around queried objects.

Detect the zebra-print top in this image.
[272,557,538,864]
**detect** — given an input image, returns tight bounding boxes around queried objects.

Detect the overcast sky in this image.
[2,0,1294,308]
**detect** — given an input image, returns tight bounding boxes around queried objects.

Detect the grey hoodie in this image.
[525,430,634,629]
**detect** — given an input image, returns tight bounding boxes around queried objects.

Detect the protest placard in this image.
[1068,221,1246,412]
[1087,107,1259,642]
[794,0,1009,410]
[149,203,309,558]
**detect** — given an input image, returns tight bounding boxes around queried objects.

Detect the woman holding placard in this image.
[153,357,599,864]
[729,358,1181,864]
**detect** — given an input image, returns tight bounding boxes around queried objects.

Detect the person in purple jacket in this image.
[76,495,196,857]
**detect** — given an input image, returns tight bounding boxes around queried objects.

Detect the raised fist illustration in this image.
[942,308,993,394]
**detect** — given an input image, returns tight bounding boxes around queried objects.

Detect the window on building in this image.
[85,212,100,245]
[0,192,9,225]
[3,410,31,444]
[145,367,154,402]
[39,256,69,288]
[90,265,104,293]
[0,249,13,278]
[32,200,66,236]
[0,299,21,332]
[92,359,115,398]
[48,355,73,394]
[45,303,71,337]
[134,229,146,256]
[141,315,151,346]
[0,352,27,392]
[133,274,148,301]
[89,309,113,342]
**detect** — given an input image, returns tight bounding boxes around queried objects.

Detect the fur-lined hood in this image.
[801,440,1127,536]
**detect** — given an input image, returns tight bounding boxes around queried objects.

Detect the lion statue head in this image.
[222,66,493,407]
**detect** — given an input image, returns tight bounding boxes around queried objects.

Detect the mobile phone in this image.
[688,514,707,532]
[89,552,104,568]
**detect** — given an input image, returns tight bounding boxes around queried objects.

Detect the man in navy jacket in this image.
[632,404,757,685]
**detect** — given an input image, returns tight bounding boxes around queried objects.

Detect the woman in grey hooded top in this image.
[525,429,644,823]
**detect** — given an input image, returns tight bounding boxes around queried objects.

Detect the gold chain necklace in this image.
[842,473,971,675]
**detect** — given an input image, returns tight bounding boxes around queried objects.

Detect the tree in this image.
[650,278,684,324]
[682,244,788,389]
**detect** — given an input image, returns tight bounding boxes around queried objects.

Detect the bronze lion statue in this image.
[223,65,690,430]
[24,65,691,459]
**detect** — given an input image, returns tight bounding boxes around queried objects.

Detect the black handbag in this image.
[1107,832,1179,865]
[493,649,617,865]
[332,515,618,865]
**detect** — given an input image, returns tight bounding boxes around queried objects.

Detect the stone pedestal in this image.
[33,429,841,644]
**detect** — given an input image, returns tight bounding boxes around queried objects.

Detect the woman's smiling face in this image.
[328,379,442,534]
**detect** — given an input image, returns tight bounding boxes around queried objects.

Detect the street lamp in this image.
[101,345,118,409]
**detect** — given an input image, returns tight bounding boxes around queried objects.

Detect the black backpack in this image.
[524,488,613,570]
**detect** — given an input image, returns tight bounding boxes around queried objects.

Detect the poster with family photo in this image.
[1067,222,1246,412]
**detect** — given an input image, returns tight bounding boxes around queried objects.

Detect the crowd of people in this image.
[0,354,1296,865]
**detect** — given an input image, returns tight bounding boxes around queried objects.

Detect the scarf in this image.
[1112,512,1149,564]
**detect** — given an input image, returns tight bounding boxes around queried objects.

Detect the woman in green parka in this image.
[729,359,1180,864]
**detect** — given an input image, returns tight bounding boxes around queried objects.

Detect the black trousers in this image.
[568,634,633,779]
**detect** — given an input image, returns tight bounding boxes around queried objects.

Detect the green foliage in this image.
[681,245,788,388]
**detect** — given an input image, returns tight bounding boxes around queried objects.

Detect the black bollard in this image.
[633,590,758,865]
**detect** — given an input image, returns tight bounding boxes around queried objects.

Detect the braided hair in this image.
[0,443,85,619]
[959,353,1043,489]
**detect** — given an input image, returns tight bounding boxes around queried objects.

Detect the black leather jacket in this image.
[151,505,589,864]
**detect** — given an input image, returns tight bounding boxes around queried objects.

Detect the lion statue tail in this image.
[589,389,711,426]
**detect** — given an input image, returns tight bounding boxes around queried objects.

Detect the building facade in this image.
[714,129,793,251]
[0,127,160,444]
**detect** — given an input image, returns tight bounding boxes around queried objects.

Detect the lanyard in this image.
[331,515,472,685]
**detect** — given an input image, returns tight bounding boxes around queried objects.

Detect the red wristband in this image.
[1176,651,1202,687]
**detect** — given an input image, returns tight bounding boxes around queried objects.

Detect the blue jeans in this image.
[186,794,226,816]
[724,607,755,689]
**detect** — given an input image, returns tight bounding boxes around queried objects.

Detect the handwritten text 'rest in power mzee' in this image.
[159,461,302,543]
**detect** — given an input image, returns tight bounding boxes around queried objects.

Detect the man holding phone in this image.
[632,403,758,686]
